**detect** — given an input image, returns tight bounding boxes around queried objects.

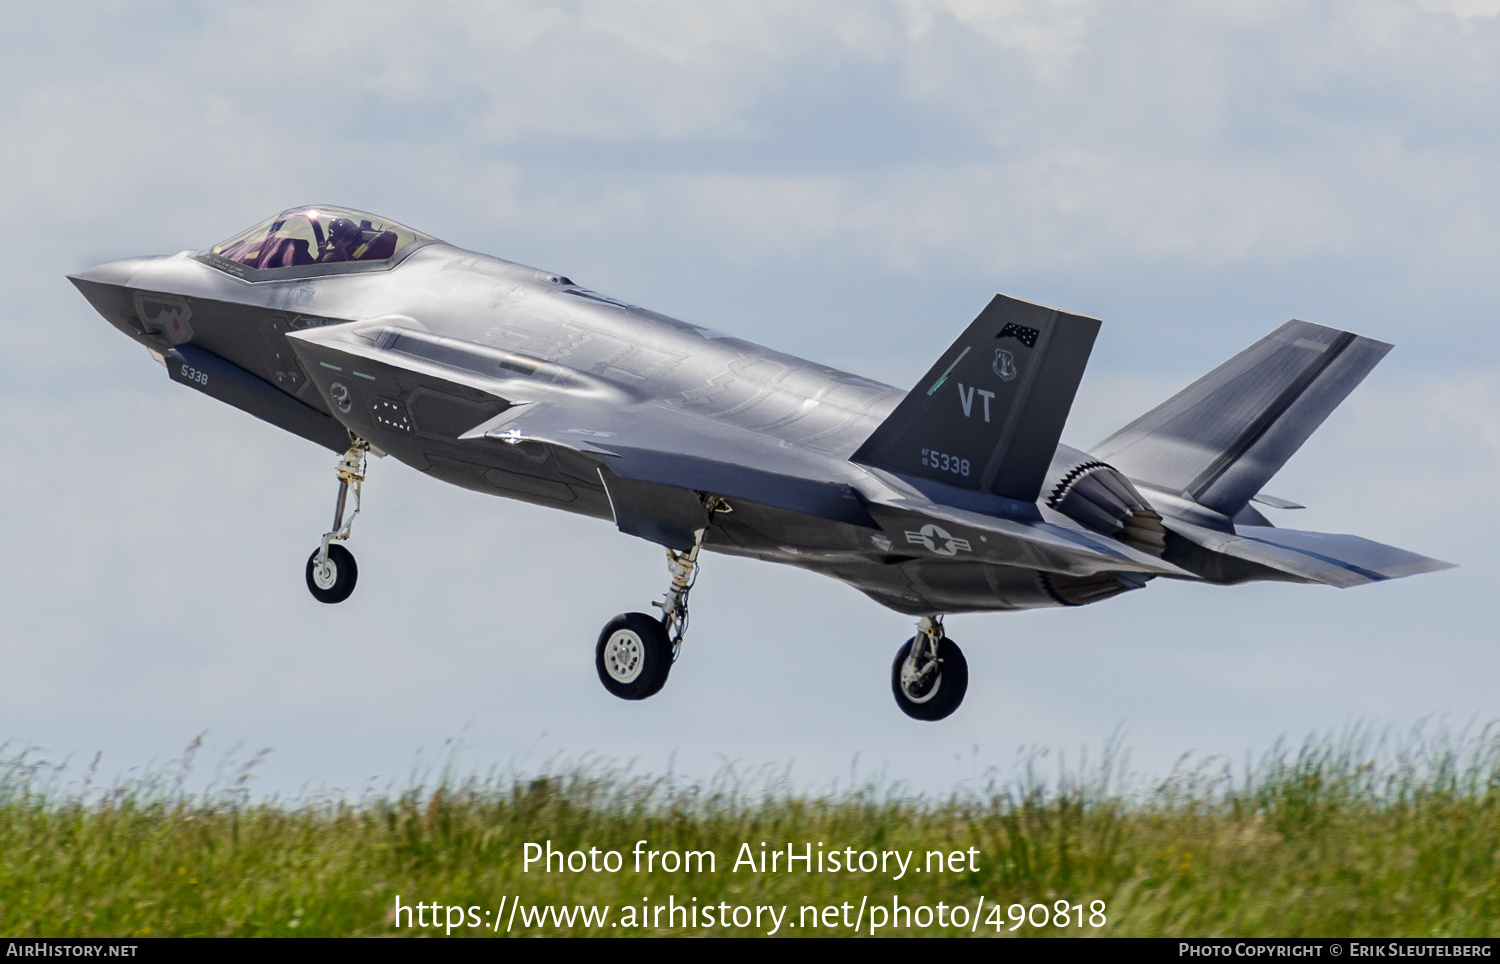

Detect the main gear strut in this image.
[651,495,728,660]
[596,494,728,700]
[900,616,946,695]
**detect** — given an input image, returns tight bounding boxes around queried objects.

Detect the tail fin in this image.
[1092,321,1391,517]
[852,293,1100,503]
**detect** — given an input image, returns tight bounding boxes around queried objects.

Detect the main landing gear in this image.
[891,616,968,721]
[595,497,725,700]
[305,437,368,604]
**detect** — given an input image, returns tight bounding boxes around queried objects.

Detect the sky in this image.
[2,0,1497,798]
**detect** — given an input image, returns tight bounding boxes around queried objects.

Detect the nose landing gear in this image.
[305,437,368,604]
[892,616,968,721]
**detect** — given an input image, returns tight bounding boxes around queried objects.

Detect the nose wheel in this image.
[306,543,358,603]
[892,616,968,721]
[306,437,368,605]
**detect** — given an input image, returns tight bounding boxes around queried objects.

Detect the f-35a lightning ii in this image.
[70,205,1452,721]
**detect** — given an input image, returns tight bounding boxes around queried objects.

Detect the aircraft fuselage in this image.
[75,241,1125,616]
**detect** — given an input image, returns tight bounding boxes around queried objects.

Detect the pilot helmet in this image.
[328,217,362,248]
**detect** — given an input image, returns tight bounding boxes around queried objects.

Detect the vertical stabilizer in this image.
[852,294,1100,503]
[1092,321,1391,517]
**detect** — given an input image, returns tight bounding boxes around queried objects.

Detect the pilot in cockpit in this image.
[320,217,365,263]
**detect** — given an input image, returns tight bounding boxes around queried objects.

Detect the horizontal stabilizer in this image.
[1163,517,1454,588]
[853,294,1100,503]
[1093,321,1391,517]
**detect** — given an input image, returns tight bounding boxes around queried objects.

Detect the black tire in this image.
[305,544,358,604]
[596,613,672,700]
[891,635,968,721]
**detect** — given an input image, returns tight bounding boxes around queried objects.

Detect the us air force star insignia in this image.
[904,524,972,556]
[993,348,1018,381]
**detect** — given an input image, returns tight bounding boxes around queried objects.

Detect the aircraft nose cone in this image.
[69,256,175,339]
[67,256,160,288]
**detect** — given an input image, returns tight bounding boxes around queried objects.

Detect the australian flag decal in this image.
[997,323,1039,348]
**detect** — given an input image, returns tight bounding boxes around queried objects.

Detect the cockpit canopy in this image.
[202,206,437,278]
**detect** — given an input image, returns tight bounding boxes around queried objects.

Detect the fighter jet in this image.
[69,205,1452,721]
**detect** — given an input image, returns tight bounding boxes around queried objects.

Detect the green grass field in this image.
[1,728,1496,937]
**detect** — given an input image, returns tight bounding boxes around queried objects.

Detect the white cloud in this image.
[1418,0,1500,20]
[8,1,1500,288]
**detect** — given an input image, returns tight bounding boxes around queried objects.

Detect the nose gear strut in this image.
[305,435,369,604]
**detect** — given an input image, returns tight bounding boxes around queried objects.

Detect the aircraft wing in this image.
[1162,517,1454,587]
[477,398,1188,575]
[459,398,879,547]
